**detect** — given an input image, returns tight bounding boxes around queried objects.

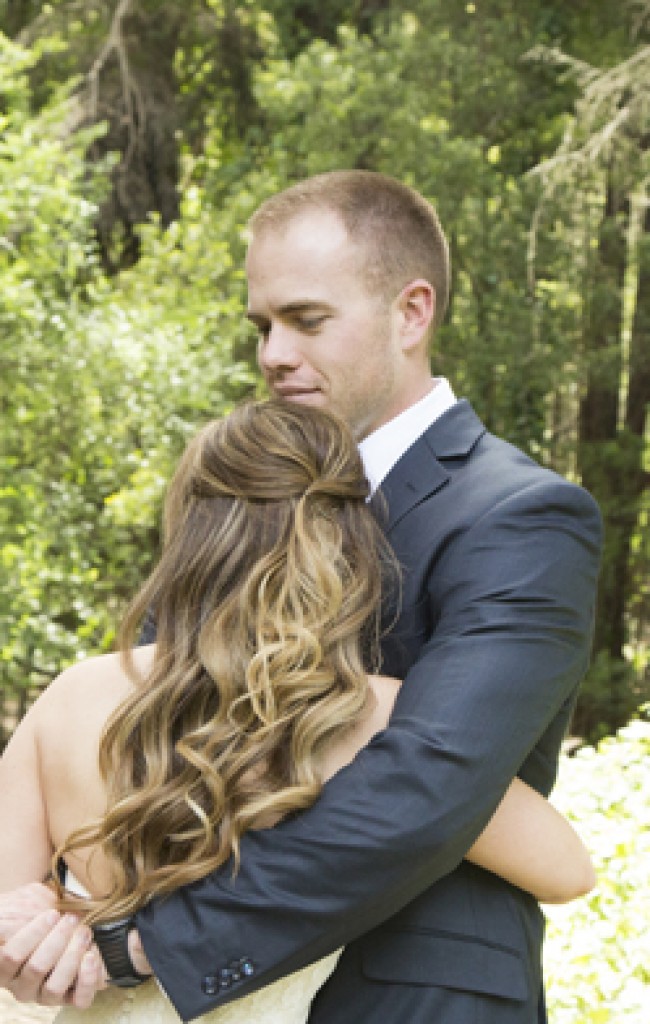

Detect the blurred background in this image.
[0,2,648,1019]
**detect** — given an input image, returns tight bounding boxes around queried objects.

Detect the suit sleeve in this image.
[136,477,602,1022]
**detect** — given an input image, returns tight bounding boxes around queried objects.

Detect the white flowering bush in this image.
[545,717,650,1022]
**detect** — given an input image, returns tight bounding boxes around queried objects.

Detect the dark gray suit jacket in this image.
[137,400,602,1023]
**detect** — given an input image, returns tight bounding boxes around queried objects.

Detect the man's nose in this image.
[258,324,301,372]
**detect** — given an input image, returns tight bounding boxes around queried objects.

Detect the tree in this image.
[529,15,650,734]
[0,32,256,745]
[1,1,648,742]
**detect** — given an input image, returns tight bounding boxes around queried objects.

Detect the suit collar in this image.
[360,378,456,493]
[373,400,486,532]
[422,399,486,458]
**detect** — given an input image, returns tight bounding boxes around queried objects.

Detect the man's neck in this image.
[359,378,457,493]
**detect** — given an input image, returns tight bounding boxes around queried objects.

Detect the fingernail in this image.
[44,910,60,926]
[74,925,92,948]
[82,948,106,983]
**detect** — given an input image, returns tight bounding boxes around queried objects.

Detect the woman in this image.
[0,400,594,1023]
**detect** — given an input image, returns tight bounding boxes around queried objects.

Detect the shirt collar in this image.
[359,378,457,493]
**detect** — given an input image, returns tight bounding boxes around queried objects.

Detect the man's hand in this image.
[0,884,105,1008]
[128,929,152,978]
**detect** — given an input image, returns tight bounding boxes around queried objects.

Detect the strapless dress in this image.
[54,870,341,1023]
[54,954,341,1024]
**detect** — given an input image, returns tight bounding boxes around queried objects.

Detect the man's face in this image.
[246,209,406,440]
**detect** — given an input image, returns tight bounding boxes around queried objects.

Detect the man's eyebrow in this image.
[246,301,333,321]
[280,301,332,314]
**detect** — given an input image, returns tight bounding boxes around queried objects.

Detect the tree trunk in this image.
[82,1,183,272]
[626,204,650,453]
[574,179,629,734]
[622,200,650,664]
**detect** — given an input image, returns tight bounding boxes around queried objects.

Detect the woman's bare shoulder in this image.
[367,674,402,714]
[354,674,402,740]
[33,646,155,739]
[317,674,402,784]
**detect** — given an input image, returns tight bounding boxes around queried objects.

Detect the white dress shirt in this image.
[359,378,457,493]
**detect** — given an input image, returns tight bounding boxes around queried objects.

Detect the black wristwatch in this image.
[92,918,150,988]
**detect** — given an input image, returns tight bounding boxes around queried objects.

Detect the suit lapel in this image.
[375,400,486,533]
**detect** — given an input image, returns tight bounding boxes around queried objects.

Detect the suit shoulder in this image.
[476,430,599,509]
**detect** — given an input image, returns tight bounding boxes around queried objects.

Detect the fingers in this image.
[0,909,59,991]
[68,947,106,1010]
[0,890,104,1010]
[0,883,55,943]
[0,910,86,1005]
[39,921,94,1007]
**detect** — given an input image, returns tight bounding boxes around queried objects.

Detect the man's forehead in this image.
[245,209,373,311]
[248,207,352,257]
[247,234,368,303]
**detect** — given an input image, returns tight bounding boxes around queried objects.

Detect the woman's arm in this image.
[324,676,595,906]
[0,717,102,1012]
[0,705,52,893]
[466,776,595,903]
[0,670,116,1009]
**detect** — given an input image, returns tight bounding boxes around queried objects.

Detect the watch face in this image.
[96,918,132,934]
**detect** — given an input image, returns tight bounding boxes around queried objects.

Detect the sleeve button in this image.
[201,974,219,996]
[219,968,233,988]
[239,958,255,977]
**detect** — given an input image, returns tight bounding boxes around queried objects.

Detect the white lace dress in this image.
[53,870,340,1024]
[54,952,341,1024]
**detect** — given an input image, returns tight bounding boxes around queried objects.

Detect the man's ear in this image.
[395,280,435,352]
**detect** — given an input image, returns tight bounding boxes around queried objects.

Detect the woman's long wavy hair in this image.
[54,399,397,923]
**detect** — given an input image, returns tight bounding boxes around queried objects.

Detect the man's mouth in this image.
[272,384,320,398]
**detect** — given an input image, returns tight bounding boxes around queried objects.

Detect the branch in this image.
[13,658,55,679]
[86,0,147,171]
[629,0,650,39]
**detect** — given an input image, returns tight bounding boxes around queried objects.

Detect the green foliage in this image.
[545,716,650,1022]
[0,0,648,743]
[232,7,575,457]
[0,34,257,703]
[1,35,111,682]
[0,10,649,1019]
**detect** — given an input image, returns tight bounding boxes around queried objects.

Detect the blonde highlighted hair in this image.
[55,400,397,923]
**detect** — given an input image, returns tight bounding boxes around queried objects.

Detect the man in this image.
[0,171,602,1022]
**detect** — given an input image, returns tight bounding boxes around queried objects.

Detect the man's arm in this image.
[136,478,602,1021]
[0,477,601,1015]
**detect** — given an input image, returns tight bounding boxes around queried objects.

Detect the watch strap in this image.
[92,919,150,989]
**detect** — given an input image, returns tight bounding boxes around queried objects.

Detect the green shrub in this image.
[545,716,650,1022]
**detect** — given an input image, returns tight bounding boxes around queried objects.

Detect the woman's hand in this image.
[0,882,105,1008]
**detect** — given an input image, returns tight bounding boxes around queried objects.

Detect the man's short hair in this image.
[249,170,450,330]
